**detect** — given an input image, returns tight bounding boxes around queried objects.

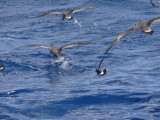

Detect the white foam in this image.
[54,57,71,70]
[55,57,65,63]
[60,60,69,70]
[94,22,97,26]
[74,18,82,27]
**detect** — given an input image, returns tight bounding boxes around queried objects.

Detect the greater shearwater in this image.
[35,7,98,20]
[22,42,95,61]
[95,16,160,76]
[0,57,10,76]
[104,16,160,55]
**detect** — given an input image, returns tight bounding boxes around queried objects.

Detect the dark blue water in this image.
[1,0,160,119]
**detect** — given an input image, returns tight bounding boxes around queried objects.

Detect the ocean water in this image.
[0,0,160,119]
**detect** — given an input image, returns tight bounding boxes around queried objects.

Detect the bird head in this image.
[50,44,57,52]
[50,44,55,48]
[136,22,143,26]
[135,22,145,30]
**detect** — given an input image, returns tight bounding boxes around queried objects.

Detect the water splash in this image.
[73,18,82,27]
[94,22,97,26]
[54,57,70,70]
[55,57,65,63]
[60,60,70,70]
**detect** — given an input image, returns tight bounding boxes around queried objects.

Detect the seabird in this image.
[104,16,160,55]
[22,42,95,61]
[0,57,10,76]
[95,58,107,76]
[95,16,160,76]
[35,7,98,20]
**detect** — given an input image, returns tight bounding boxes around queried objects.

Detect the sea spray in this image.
[74,18,82,27]
[54,57,71,70]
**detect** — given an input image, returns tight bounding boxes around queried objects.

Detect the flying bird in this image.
[95,58,107,77]
[104,16,160,55]
[95,16,160,76]
[35,7,98,20]
[0,57,10,76]
[22,42,95,61]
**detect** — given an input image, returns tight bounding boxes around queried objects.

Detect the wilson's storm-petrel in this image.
[22,42,95,61]
[35,7,98,20]
[96,16,160,76]
[95,58,107,76]
[0,57,10,76]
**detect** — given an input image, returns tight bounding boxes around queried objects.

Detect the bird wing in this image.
[104,28,135,55]
[70,7,98,14]
[150,0,155,7]
[58,42,95,53]
[35,11,64,18]
[147,16,160,26]
[21,44,50,49]
[2,57,10,64]
[98,58,104,70]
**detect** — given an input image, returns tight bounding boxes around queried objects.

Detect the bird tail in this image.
[150,30,154,35]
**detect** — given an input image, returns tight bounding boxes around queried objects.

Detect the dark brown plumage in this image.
[35,7,98,20]
[22,42,95,61]
[95,16,160,76]
[104,16,160,55]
